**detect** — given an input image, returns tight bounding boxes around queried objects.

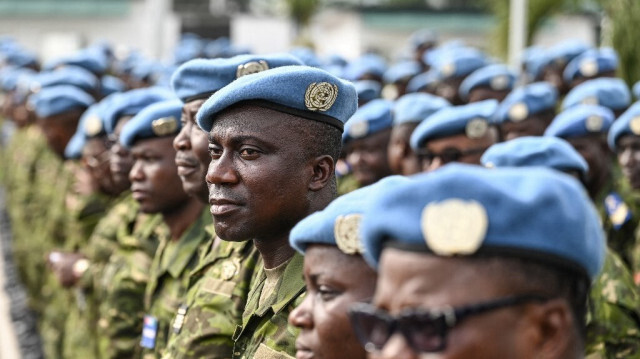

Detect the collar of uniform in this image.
[270,252,306,314]
[166,208,214,278]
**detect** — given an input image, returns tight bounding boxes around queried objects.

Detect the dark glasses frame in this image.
[348,294,549,353]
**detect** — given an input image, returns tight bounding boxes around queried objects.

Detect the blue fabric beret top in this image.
[343,99,394,143]
[383,61,422,84]
[410,99,498,149]
[563,48,618,83]
[101,75,126,96]
[171,53,304,102]
[29,85,95,118]
[33,66,99,93]
[562,78,631,111]
[633,81,640,100]
[342,54,387,81]
[545,104,614,138]
[45,47,109,75]
[394,92,450,125]
[544,40,590,68]
[458,64,517,100]
[64,106,97,159]
[119,99,184,148]
[409,29,438,50]
[608,102,640,150]
[290,175,410,255]
[103,87,175,133]
[360,163,605,281]
[429,47,487,79]
[406,70,440,93]
[481,136,588,175]
[354,80,382,103]
[196,66,358,133]
[494,82,558,123]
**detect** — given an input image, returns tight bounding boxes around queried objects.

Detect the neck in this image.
[255,193,335,269]
[162,197,205,241]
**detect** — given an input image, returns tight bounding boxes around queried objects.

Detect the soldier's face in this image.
[616,135,640,189]
[566,135,610,195]
[369,249,533,359]
[174,99,209,203]
[205,104,314,242]
[387,124,421,176]
[467,87,510,104]
[289,244,377,359]
[109,115,134,191]
[422,131,496,172]
[129,136,190,214]
[346,129,393,186]
[500,118,549,141]
[38,111,81,158]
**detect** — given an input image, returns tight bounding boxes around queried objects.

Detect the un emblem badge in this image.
[236,60,269,78]
[151,116,178,136]
[305,82,338,112]
[334,214,364,255]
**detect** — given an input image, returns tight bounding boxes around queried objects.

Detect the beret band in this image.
[183,91,216,103]
[245,99,345,132]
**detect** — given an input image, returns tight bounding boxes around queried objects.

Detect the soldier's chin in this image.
[214,222,252,242]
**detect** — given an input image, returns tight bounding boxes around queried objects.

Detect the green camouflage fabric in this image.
[337,173,360,196]
[62,192,133,359]
[586,248,640,358]
[141,208,214,359]
[161,232,259,359]
[96,210,166,359]
[232,253,306,359]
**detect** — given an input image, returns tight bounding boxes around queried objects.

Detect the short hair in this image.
[472,255,589,343]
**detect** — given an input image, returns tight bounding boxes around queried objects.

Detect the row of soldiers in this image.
[0,29,640,359]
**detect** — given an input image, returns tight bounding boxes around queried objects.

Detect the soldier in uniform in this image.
[341,99,394,191]
[493,82,558,141]
[387,93,449,176]
[562,78,631,117]
[116,99,209,358]
[288,176,408,359]
[163,53,302,359]
[352,164,605,358]
[410,99,499,172]
[563,48,619,91]
[480,136,640,357]
[196,65,357,358]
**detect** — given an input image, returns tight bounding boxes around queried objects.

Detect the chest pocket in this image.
[200,277,236,298]
[254,343,295,359]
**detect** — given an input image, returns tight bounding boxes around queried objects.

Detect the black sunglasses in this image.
[348,294,548,354]
[417,146,488,165]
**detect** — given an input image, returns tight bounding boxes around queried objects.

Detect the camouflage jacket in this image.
[96,211,165,359]
[231,253,306,359]
[141,209,214,358]
[586,248,640,358]
[337,173,360,196]
[161,235,259,359]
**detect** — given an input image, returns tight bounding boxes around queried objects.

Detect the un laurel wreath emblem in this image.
[305,82,338,112]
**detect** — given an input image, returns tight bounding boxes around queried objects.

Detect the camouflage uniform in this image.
[62,192,135,359]
[337,173,360,196]
[161,233,259,359]
[231,253,305,359]
[141,209,213,358]
[586,248,640,358]
[96,210,166,359]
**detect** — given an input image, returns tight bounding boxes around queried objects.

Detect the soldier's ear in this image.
[308,155,334,192]
[518,298,575,358]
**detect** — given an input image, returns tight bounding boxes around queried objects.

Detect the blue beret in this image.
[33,66,99,93]
[354,80,381,103]
[203,37,231,58]
[1,49,38,68]
[290,175,410,255]
[382,61,422,84]
[0,66,35,92]
[459,64,517,100]
[544,40,590,68]
[633,81,640,100]
[171,54,304,102]
[196,66,358,133]
[64,130,86,160]
[343,99,394,143]
[30,85,95,118]
[410,99,498,149]
[545,104,614,138]
[103,87,176,134]
[563,48,618,83]
[430,47,487,79]
[608,102,640,150]
[481,136,588,176]
[342,54,387,81]
[101,75,126,96]
[289,47,322,68]
[409,29,438,50]
[562,78,631,111]
[45,48,108,75]
[360,163,605,280]
[323,54,348,68]
[394,92,450,125]
[406,70,440,93]
[120,99,184,148]
[422,40,466,67]
[494,82,558,123]
[173,38,204,65]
